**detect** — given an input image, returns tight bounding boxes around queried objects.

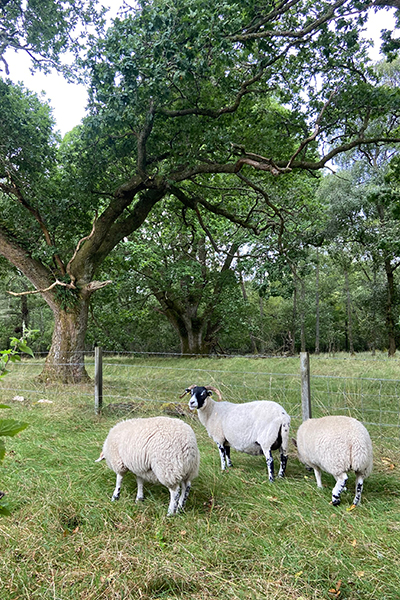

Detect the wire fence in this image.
[1,351,399,442]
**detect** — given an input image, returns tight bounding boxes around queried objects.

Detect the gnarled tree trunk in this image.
[158,302,219,355]
[179,326,215,356]
[149,240,239,355]
[39,298,91,383]
[0,184,165,383]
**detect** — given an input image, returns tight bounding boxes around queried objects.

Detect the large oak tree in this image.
[1,0,400,381]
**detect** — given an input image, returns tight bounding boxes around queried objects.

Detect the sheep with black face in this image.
[182,385,290,482]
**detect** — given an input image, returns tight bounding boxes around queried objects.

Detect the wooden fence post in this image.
[300,351,312,421]
[94,346,103,415]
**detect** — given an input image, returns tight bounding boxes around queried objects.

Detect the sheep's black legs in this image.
[178,481,191,512]
[168,487,181,516]
[112,473,123,501]
[353,475,364,506]
[217,443,232,469]
[266,451,274,482]
[225,446,233,467]
[278,451,288,478]
[332,473,348,506]
[217,443,226,469]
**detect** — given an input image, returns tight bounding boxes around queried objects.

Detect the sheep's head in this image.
[180,385,222,410]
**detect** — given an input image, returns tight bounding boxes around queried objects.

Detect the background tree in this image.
[121,200,246,355]
[319,152,400,356]
[0,261,54,354]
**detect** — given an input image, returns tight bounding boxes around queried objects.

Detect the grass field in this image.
[0,354,399,599]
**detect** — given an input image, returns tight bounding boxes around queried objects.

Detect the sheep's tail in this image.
[280,414,291,454]
[95,452,105,463]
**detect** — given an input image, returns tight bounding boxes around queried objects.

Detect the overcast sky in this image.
[3,5,398,137]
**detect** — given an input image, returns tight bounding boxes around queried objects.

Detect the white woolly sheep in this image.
[181,385,290,482]
[294,415,373,506]
[95,416,200,516]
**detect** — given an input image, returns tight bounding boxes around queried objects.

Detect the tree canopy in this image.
[1,0,400,379]
[0,0,105,76]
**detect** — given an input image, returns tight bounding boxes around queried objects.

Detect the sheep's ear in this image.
[207,390,213,396]
[292,437,298,448]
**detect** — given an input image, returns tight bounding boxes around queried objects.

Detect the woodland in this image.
[1,0,400,381]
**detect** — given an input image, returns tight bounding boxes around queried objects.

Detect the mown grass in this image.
[0,354,399,599]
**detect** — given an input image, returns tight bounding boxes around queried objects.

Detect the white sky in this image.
[2,5,398,137]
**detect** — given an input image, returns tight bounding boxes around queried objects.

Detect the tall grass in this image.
[0,355,399,599]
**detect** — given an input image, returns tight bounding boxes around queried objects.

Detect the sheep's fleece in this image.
[96,416,200,515]
[295,415,373,506]
[185,385,290,481]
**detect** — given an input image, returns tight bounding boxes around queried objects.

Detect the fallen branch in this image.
[7,280,72,297]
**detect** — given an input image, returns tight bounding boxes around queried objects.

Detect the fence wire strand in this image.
[1,353,399,441]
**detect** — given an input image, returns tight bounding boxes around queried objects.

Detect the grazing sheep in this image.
[294,415,373,506]
[181,385,290,482]
[95,416,200,516]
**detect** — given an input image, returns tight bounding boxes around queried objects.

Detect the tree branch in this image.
[88,186,168,271]
[373,0,400,8]
[193,205,220,252]
[235,0,301,37]
[230,135,400,174]
[231,0,351,42]
[0,225,58,309]
[286,89,337,170]
[235,172,285,248]
[66,213,98,286]
[169,185,260,234]
[160,71,268,118]
[0,177,66,274]
[137,99,155,177]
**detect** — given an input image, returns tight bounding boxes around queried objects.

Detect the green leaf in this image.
[0,419,29,437]
[16,344,34,357]
[8,354,21,363]
[0,438,5,462]
[0,405,10,409]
